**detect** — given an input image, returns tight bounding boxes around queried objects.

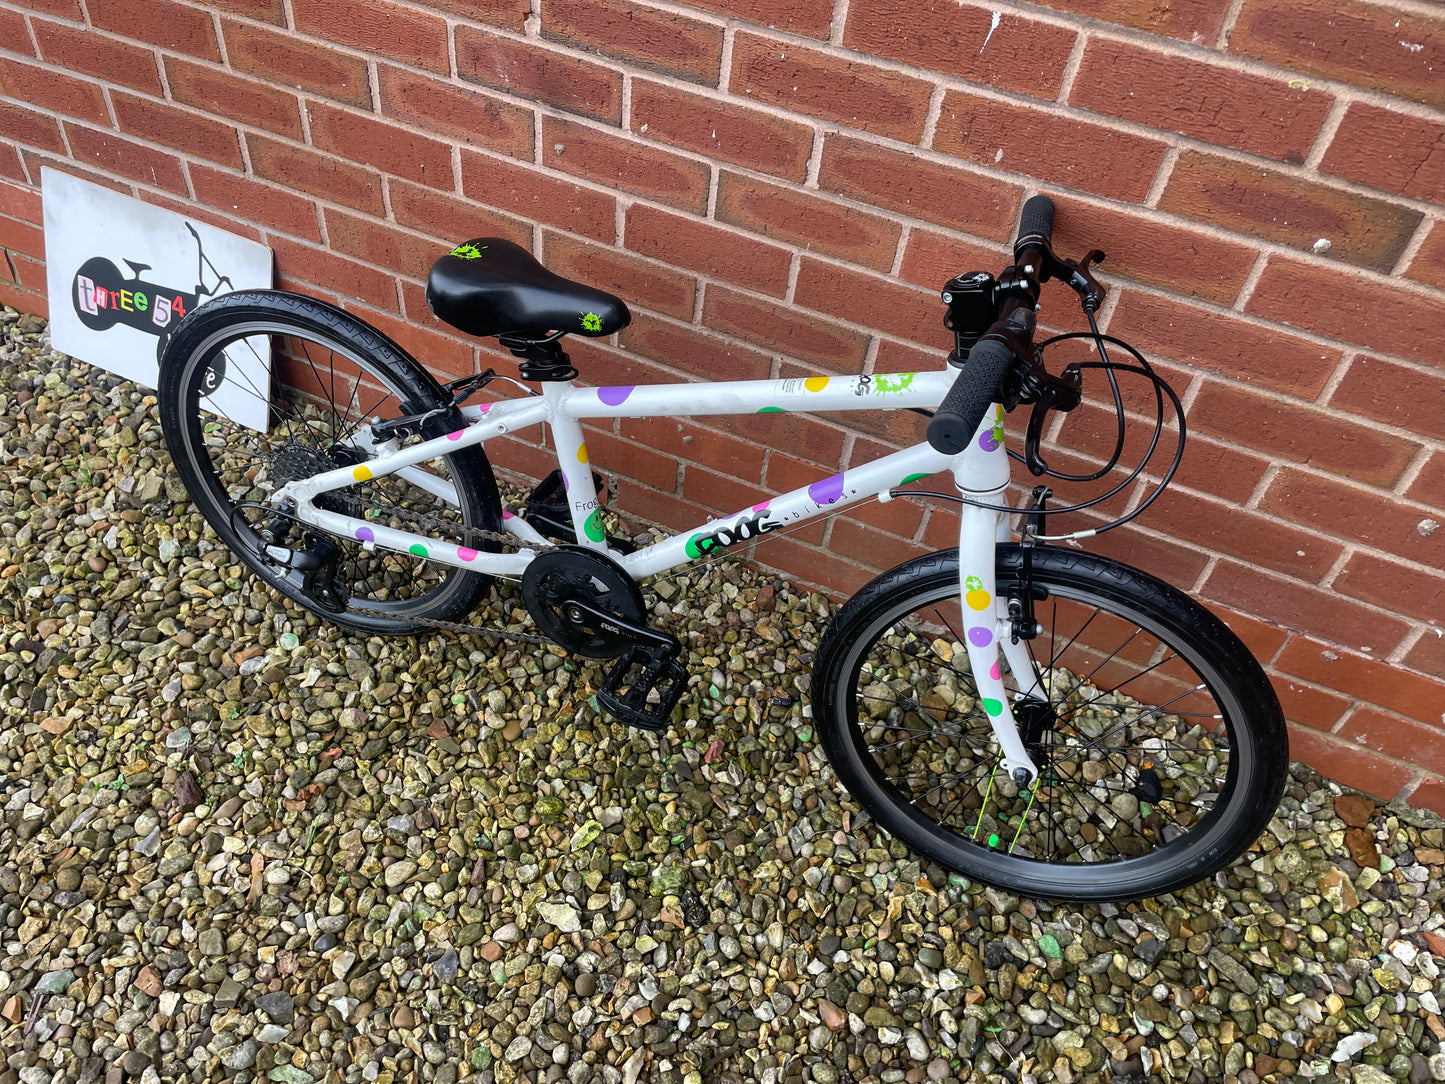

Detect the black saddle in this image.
[426,238,630,341]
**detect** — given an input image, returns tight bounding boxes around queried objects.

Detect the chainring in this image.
[521,546,646,659]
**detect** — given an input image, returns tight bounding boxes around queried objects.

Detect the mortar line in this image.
[1302,97,1350,171]
[1055,31,1089,104]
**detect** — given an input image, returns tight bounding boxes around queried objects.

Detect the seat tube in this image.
[541,383,603,547]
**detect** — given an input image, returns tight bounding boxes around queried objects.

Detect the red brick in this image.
[22,152,130,197]
[1159,152,1422,274]
[1408,453,1445,509]
[679,0,832,39]
[1278,638,1445,727]
[323,209,448,281]
[624,204,790,297]
[716,173,901,273]
[703,285,870,369]
[0,59,109,126]
[1405,221,1445,293]
[87,0,218,60]
[1328,356,1445,442]
[760,533,875,596]
[461,151,616,244]
[165,58,303,139]
[1286,724,1415,800]
[682,460,767,515]
[583,424,679,492]
[1143,487,1343,580]
[1026,0,1231,41]
[209,0,284,23]
[426,0,529,29]
[0,9,33,53]
[844,0,1073,100]
[1071,39,1331,164]
[618,312,772,382]
[629,79,812,184]
[542,0,723,85]
[456,27,623,125]
[1247,257,1445,371]
[190,165,320,241]
[63,125,186,194]
[247,135,383,215]
[1319,104,1445,205]
[730,31,934,144]
[835,485,926,540]
[829,517,931,570]
[111,93,242,169]
[1107,291,1337,397]
[0,102,63,154]
[542,116,709,215]
[293,0,448,73]
[1205,603,1291,664]
[794,258,950,351]
[935,90,1166,203]
[1201,560,1411,653]
[1269,673,1351,732]
[31,20,162,94]
[615,476,716,535]
[136,189,265,242]
[0,215,40,257]
[389,180,532,252]
[378,66,533,161]
[270,234,398,311]
[623,415,767,482]
[5,0,81,18]
[0,180,42,224]
[307,103,454,189]
[1407,777,1445,818]
[1260,468,1444,575]
[1192,383,1419,488]
[1054,199,1259,306]
[819,135,1021,242]
[541,231,695,322]
[1404,632,1445,684]
[222,19,371,109]
[896,230,1005,291]
[7,251,44,292]
[0,280,46,318]
[352,301,475,382]
[1230,0,1445,111]
[1333,552,1445,626]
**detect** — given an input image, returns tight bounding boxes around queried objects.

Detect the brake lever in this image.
[1061,249,1108,314]
[1022,363,1084,476]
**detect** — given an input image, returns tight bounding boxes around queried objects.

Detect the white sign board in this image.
[42,167,274,431]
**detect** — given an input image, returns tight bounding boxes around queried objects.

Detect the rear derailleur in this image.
[521,547,686,731]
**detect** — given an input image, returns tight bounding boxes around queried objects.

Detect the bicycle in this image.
[156,195,1288,902]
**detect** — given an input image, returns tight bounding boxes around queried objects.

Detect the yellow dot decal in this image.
[804,376,829,392]
[353,466,373,482]
[577,443,589,464]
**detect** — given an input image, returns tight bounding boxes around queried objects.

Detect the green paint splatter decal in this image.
[449,243,486,260]
[583,509,605,543]
[581,312,603,332]
[872,372,916,394]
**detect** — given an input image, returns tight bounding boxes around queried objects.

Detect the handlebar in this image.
[1014,194,1055,260]
[925,339,1014,454]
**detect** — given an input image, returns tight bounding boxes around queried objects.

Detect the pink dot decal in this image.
[356,526,374,542]
[598,386,634,406]
[968,627,992,647]
[752,500,771,513]
[502,510,514,520]
[989,660,1002,681]
[447,430,464,441]
[457,546,477,561]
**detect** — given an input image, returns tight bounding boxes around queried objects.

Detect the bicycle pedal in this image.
[598,645,688,732]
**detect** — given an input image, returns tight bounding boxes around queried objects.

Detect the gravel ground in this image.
[1,306,1443,1084]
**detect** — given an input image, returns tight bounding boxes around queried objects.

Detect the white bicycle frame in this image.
[273,369,1044,782]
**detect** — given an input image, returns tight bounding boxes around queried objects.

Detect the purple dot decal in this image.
[598,386,635,406]
[457,546,477,561]
[808,473,845,506]
[967,627,993,647]
[979,430,1002,452]
[989,660,1002,681]
[356,526,374,543]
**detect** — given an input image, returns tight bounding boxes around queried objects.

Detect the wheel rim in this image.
[173,320,487,620]
[842,571,1245,888]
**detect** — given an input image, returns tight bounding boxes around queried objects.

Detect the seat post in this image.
[498,333,578,382]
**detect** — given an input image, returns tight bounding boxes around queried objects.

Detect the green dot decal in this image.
[900,473,930,485]
[409,544,429,558]
[757,406,788,413]
[584,509,605,542]
[987,833,1001,848]
[981,697,1003,715]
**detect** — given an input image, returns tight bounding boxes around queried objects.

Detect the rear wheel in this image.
[157,291,502,635]
[812,545,1288,901]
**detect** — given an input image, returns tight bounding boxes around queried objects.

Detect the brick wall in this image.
[0,0,1442,811]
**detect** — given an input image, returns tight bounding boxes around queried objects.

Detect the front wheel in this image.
[157,291,503,635]
[812,545,1288,902]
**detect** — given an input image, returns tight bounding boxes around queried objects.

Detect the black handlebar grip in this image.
[1014,194,1056,258]
[926,339,1015,455]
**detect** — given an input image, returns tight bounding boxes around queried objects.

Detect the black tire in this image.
[157,290,503,635]
[812,545,1288,901]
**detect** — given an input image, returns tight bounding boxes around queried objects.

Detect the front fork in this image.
[953,435,1044,787]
